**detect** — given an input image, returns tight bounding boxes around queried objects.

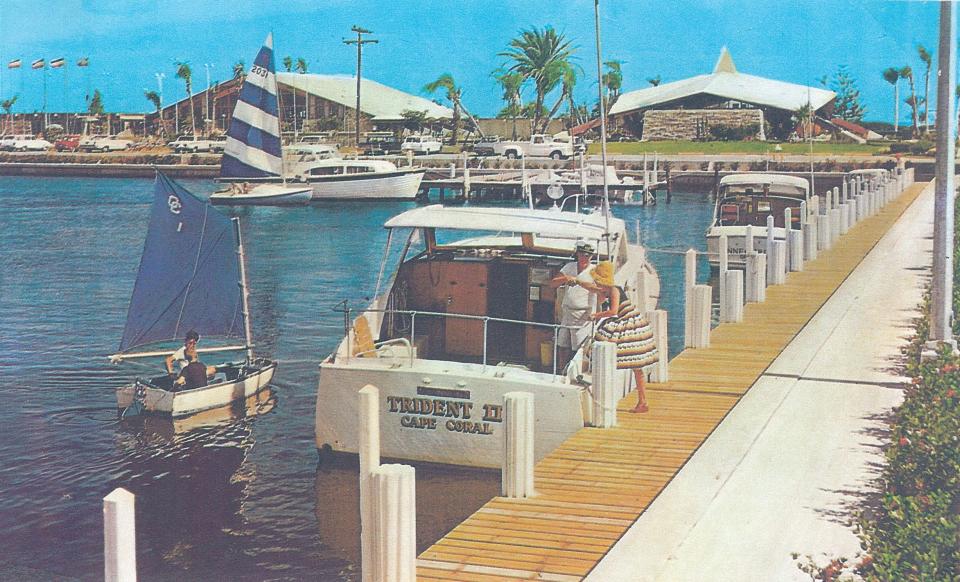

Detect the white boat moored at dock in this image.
[316,204,660,468]
[705,173,810,269]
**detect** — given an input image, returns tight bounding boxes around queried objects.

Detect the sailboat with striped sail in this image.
[211,33,426,203]
[210,33,313,206]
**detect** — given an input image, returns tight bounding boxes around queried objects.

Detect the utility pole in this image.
[928,0,957,353]
[203,64,213,136]
[343,25,377,148]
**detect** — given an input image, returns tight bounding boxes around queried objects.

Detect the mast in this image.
[593,0,612,257]
[267,32,290,185]
[233,217,255,361]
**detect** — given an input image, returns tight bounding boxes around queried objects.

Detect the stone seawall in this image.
[642,109,765,141]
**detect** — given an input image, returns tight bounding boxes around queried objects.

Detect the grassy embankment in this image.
[592,140,887,156]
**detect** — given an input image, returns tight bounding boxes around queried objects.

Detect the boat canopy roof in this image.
[719,174,810,192]
[384,205,620,239]
[848,168,887,177]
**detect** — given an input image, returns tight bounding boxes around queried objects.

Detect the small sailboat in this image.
[209,33,313,206]
[113,172,277,417]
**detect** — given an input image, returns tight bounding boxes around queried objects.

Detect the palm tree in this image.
[424,73,484,146]
[494,69,524,139]
[900,65,919,138]
[175,61,196,136]
[602,60,624,99]
[144,90,164,137]
[500,26,576,134]
[646,75,662,87]
[542,61,580,130]
[282,56,292,72]
[917,45,932,134]
[296,58,309,132]
[1,94,17,133]
[232,60,246,81]
[882,67,900,133]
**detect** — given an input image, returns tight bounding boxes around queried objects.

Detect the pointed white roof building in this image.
[610,48,835,117]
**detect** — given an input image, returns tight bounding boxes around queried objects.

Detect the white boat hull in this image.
[316,357,586,468]
[116,361,277,417]
[706,225,787,269]
[209,183,313,206]
[305,169,424,200]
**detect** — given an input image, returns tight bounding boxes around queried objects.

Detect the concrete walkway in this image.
[585,182,933,582]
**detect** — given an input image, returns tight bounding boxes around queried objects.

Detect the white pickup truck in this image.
[493,134,574,160]
[168,135,226,153]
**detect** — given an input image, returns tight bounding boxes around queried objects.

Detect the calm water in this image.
[0,177,712,581]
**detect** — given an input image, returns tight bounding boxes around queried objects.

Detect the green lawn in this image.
[591,140,887,156]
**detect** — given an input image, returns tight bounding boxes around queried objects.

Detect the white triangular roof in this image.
[610,49,834,115]
[277,72,453,121]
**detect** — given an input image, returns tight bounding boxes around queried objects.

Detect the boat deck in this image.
[415,181,926,581]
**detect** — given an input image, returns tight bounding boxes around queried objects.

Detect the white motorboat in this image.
[113,172,277,417]
[705,173,810,269]
[288,154,425,201]
[315,204,660,468]
[213,33,424,203]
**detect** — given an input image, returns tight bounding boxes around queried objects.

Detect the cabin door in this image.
[487,262,527,363]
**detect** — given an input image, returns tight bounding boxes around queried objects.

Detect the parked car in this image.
[167,135,225,153]
[471,135,502,156]
[4,134,54,152]
[284,142,340,159]
[0,135,21,151]
[55,135,82,152]
[362,134,403,155]
[400,135,442,155]
[78,135,134,152]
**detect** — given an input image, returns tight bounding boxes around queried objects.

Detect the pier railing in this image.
[340,306,582,380]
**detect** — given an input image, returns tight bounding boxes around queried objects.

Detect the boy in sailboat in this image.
[174,347,215,390]
[165,330,200,376]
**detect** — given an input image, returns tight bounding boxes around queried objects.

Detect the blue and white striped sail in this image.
[220,33,283,179]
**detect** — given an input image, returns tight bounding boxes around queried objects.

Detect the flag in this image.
[31,58,44,69]
[76,57,89,67]
[50,58,65,68]
[7,59,21,69]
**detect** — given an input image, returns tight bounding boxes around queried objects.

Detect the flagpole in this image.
[42,62,48,131]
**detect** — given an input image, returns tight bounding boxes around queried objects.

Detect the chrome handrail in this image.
[344,306,582,379]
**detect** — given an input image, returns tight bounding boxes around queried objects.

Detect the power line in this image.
[343,25,377,147]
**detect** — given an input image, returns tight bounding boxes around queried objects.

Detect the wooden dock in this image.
[416,181,927,581]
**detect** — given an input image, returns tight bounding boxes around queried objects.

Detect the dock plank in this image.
[417,182,926,580]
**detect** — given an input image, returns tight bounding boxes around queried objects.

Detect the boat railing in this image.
[341,306,581,381]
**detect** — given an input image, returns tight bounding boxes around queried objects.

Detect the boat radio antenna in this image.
[593,0,612,257]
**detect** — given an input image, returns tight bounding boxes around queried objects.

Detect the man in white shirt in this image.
[549,240,597,366]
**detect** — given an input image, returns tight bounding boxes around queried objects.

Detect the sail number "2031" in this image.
[250,65,268,78]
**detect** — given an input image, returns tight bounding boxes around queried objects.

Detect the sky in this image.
[0,0,950,124]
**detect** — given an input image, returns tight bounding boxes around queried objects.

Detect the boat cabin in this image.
[369,206,626,372]
[714,174,810,229]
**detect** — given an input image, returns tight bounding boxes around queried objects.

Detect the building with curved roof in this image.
[609,48,835,141]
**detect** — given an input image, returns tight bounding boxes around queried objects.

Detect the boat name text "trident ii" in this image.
[386,395,503,435]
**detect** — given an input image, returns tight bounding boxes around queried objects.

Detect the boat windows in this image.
[379,252,568,370]
[756,200,771,212]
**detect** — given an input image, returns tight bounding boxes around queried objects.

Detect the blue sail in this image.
[119,173,244,352]
[220,33,284,180]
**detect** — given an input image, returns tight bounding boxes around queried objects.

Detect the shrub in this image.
[707,123,761,141]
